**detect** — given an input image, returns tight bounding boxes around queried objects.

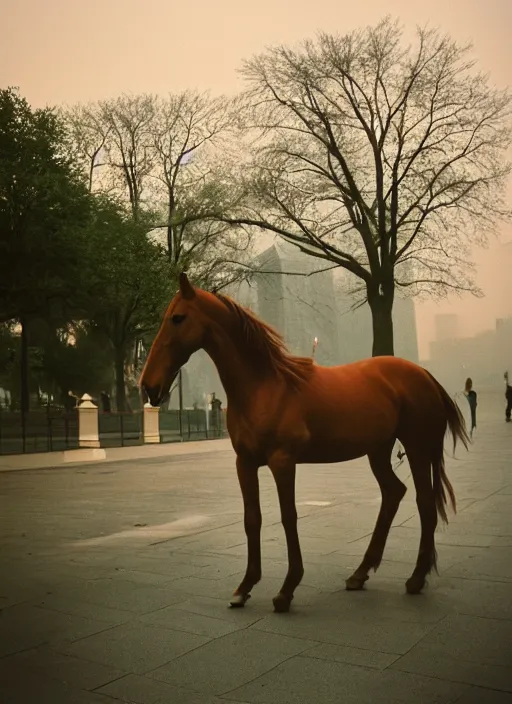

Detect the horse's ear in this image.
[179,272,195,300]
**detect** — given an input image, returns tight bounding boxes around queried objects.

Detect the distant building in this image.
[334,276,419,363]
[435,313,459,342]
[495,316,512,373]
[427,315,512,391]
[495,242,512,320]
[255,242,340,365]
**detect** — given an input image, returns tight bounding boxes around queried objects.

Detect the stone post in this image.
[77,393,100,449]
[143,403,160,444]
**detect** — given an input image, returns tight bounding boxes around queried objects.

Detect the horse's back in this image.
[296,356,443,456]
[311,355,431,402]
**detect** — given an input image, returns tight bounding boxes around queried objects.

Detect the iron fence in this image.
[0,406,79,455]
[0,405,227,456]
[159,408,226,443]
[98,411,143,448]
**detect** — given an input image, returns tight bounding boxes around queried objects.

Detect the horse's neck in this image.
[203,334,260,410]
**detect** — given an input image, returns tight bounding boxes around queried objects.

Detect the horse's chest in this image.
[228,410,309,464]
[228,419,273,456]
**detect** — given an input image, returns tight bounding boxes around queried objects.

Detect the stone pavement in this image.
[0,390,511,703]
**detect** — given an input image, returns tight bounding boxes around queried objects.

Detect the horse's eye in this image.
[171,314,186,325]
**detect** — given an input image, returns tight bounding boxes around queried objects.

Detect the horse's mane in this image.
[215,293,314,387]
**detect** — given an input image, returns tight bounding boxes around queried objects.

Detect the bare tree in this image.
[65,92,255,288]
[64,104,112,194]
[144,91,256,288]
[99,94,157,220]
[222,17,512,355]
[151,92,230,258]
[64,96,156,210]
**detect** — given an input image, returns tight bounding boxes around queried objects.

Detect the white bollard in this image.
[143,403,160,443]
[77,394,100,448]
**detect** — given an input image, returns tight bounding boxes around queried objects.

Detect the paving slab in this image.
[251,605,436,654]
[454,688,512,704]
[148,629,316,694]
[0,667,121,704]
[98,673,249,704]
[137,603,247,638]
[390,614,512,691]
[0,603,117,658]
[55,621,210,674]
[222,654,468,704]
[0,645,126,690]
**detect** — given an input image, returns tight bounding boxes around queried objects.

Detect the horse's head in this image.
[140,272,210,407]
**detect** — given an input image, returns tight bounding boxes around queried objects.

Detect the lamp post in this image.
[178,369,184,439]
[174,149,195,439]
[312,336,318,360]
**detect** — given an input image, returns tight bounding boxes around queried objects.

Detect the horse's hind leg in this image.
[404,449,438,595]
[346,441,407,590]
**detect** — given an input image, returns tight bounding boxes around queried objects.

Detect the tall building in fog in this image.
[495,242,512,320]
[256,242,340,365]
[335,276,419,363]
[435,313,459,341]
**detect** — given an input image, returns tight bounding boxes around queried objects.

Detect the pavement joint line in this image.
[384,612,450,668]
[388,659,512,695]
[215,645,325,699]
[90,672,130,694]
[148,518,244,546]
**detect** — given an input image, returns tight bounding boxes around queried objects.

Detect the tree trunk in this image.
[114,344,127,412]
[20,316,30,413]
[368,293,394,357]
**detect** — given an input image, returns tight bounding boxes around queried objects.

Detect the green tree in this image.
[0,88,93,323]
[82,198,174,411]
[38,323,114,405]
[224,18,511,356]
[0,87,94,409]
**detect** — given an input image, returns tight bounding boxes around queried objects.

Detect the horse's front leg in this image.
[269,454,304,613]
[229,456,262,607]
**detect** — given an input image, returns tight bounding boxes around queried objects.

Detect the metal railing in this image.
[0,406,79,455]
[159,408,226,443]
[98,410,143,448]
[0,405,227,455]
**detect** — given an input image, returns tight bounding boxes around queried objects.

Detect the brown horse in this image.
[140,273,469,613]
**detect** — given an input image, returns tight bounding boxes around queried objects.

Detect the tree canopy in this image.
[0,88,176,410]
[0,87,93,325]
[65,91,254,292]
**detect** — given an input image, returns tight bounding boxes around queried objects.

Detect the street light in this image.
[178,369,184,439]
[312,336,318,359]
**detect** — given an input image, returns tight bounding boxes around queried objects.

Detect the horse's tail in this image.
[425,372,470,524]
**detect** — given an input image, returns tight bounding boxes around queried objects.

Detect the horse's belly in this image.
[297,441,367,464]
[298,403,398,463]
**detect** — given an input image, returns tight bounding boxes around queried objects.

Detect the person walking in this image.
[505,372,512,423]
[211,392,223,437]
[464,377,477,438]
[100,391,111,413]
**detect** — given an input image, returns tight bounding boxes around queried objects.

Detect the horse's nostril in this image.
[140,385,161,406]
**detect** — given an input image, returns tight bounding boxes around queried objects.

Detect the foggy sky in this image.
[2,0,510,358]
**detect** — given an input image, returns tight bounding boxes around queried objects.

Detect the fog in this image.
[3,0,510,363]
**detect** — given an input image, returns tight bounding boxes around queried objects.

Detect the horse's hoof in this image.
[272,593,292,613]
[229,593,251,608]
[405,576,425,595]
[345,575,369,591]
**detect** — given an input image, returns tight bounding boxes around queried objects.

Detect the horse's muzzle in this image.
[141,384,164,407]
